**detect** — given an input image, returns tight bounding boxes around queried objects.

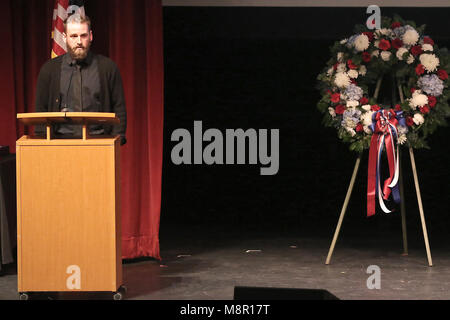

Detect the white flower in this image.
[347,69,359,79]
[359,65,367,76]
[375,28,393,39]
[336,63,347,73]
[334,72,351,88]
[419,53,440,72]
[337,52,344,62]
[346,100,359,108]
[398,125,408,134]
[371,50,380,57]
[409,91,428,109]
[328,107,336,118]
[327,67,334,76]
[345,127,357,137]
[362,104,371,112]
[381,51,392,61]
[340,39,348,44]
[361,110,375,126]
[413,113,425,125]
[406,54,414,64]
[396,47,408,60]
[374,40,380,48]
[363,126,372,134]
[354,34,370,51]
[398,134,407,145]
[402,29,420,45]
[422,44,433,52]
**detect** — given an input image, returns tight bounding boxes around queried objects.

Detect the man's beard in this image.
[67,42,91,61]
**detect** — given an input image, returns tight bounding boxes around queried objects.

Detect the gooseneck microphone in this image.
[63,65,75,112]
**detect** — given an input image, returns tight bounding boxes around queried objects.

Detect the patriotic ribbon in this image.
[367,109,405,217]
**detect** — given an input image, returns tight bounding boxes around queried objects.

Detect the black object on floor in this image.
[234,286,339,300]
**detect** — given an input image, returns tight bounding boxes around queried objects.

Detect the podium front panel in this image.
[16,136,121,292]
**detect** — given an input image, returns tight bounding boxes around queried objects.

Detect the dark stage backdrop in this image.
[161,7,450,247]
[0,0,164,260]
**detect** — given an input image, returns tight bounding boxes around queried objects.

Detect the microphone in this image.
[64,65,75,112]
[58,65,75,135]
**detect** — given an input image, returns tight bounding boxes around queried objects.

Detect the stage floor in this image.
[1,226,449,300]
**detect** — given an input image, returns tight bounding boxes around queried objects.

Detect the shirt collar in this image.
[64,50,94,67]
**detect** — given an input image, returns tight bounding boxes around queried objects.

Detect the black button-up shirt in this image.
[56,51,103,136]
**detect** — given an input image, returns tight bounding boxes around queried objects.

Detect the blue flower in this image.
[346,34,359,47]
[341,109,362,128]
[417,74,444,97]
[344,84,364,101]
[393,25,414,39]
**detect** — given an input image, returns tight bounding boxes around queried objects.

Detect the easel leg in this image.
[396,80,408,255]
[398,148,408,255]
[409,147,433,267]
[325,155,361,265]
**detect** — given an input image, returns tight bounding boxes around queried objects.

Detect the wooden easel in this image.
[325,78,433,267]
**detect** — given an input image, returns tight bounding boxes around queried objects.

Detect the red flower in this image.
[428,96,437,107]
[391,22,402,29]
[438,69,449,80]
[360,97,369,105]
[411,45,423,56]
[423,36,434,46]
[392,38,403,49]
[331,93,341,103]
[410,88,416,94]
[362,51,371,63]
[395,104,402,111]
[356,123,364,132]
[378,39,391,51]
[415,64,425,75]
[371,105,381,111]
[347,59,358,70]
[333,63,338,70]
[335,105,346,115]
[406,117,414,127]
[420,105,430,114]
[363,31,374,42]
[350,79,357,85]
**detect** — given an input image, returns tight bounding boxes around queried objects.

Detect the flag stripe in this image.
[51,0,84,58]
[53,28,67,52]
[52,39,67,56]
[57,2,69,21]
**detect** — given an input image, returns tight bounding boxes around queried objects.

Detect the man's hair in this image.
[63,14,92,33]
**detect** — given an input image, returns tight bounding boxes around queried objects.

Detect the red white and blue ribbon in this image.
[367,109,405,217]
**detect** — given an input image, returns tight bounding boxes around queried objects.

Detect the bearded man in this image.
[35,14,127,145]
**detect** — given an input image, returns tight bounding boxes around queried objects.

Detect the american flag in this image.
[51,0,86,58]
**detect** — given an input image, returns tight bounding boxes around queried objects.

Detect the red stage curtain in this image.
[107,0,164,260]
[1,0,54,152]
[0,0,164,260]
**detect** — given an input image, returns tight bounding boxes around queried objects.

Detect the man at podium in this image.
[34,14,127,145]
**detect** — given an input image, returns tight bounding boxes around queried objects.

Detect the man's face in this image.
[64,22,93,61]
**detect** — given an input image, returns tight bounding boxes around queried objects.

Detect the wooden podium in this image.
[16,112,124,299]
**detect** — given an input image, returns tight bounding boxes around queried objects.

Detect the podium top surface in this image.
[17,112,119,125]
[17,135,119,146]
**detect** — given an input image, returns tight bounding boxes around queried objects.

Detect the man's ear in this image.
[63,32,67,41]
[89,30,93,42]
